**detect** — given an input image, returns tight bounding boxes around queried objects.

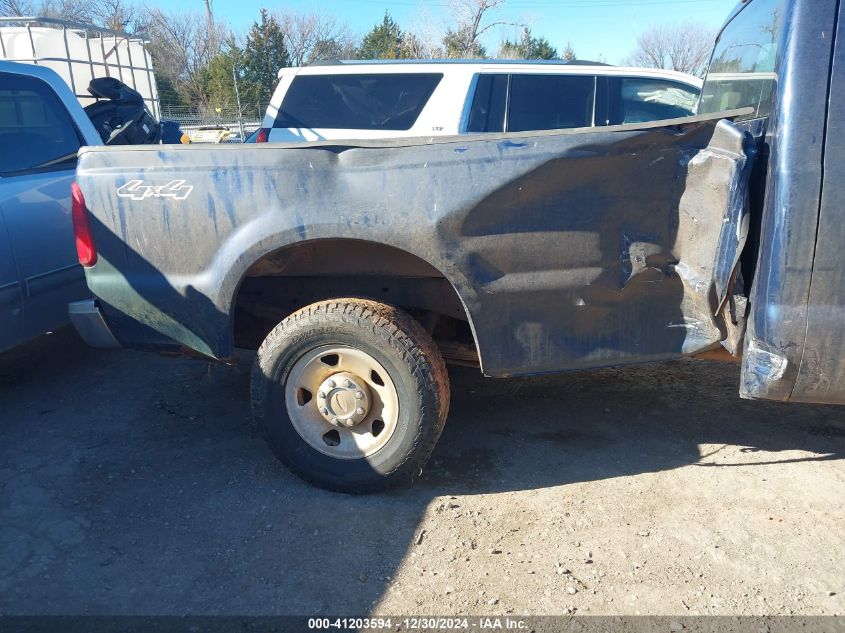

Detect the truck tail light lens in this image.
[71,182,97,267]
[256,127,270,143]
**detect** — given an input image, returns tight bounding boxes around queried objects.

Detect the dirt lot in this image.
[0,329,843,616]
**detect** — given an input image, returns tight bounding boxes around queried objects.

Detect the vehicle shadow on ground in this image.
[426,360,845,493]
[0,332,843,615]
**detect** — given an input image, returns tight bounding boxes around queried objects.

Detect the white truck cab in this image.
[258,60,702,142]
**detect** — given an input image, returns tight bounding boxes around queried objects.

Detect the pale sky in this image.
[149,0,738,64]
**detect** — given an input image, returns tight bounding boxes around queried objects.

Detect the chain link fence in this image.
[159,104,267,143]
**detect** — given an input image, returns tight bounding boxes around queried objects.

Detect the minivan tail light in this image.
[256,127,270,143]
[71,182,97,267]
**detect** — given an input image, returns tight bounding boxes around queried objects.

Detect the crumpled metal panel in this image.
[77,112,752,377]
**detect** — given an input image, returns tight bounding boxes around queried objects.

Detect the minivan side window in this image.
[467,74,508,133]
[274,73,443,131]
[507,74,595,132]
[699,0,787,120]
[0,73,82,176]
[600,78,699,125]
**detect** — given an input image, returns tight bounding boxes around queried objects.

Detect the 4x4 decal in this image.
[116,179,193,201]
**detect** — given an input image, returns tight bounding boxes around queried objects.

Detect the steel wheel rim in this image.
[284,345,400,460]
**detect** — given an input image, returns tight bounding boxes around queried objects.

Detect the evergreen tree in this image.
[200,39,252,110]
[357,11,404,59]
[499,27,558,60]
[241,9,290,106]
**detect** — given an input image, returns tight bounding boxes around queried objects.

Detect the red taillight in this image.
[255,127,270,143]
[71,182,97,267]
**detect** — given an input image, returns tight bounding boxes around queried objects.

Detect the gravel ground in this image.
[0,329,843,616]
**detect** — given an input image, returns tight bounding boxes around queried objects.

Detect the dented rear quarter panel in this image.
[76,112,753,378]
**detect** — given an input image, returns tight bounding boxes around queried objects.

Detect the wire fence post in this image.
[232,62,245,141]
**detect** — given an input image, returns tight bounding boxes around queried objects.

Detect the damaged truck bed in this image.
[74,113,752,376]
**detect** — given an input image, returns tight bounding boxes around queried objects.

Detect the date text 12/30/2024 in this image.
[308,617,529,630]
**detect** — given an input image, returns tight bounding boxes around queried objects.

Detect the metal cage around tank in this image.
[0,16,161,120]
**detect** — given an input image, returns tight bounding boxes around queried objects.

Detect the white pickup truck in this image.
[258,60,702,142]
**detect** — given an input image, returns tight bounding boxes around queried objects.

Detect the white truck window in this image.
[507,74,595,132]
[604,78,699,125]
[274,73,443,131]
[467,74,508,133]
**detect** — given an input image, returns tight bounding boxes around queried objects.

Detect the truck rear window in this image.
[0,73,82,176]
[699,0,787,120]
[274,73,443,131]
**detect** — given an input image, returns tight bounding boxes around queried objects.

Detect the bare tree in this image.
[443,0,512,58]
[404,7,445,59]
[398,31,427,59]
[88,0,138,32]
[1,0,33,16]
[275,9,354,66]
[32,0,91,22]
[624,21,716,77]
[2,0,141,32]
[143,8,227,105]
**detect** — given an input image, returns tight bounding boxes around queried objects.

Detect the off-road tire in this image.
[251,299,450,493]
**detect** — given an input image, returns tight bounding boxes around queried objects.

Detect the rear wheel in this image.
[251,299,450,493]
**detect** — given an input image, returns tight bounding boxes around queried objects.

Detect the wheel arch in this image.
[224,237,486,370]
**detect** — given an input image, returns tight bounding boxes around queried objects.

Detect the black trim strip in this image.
[24,262,83,298]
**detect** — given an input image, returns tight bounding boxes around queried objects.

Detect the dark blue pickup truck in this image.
[70,0,844,492]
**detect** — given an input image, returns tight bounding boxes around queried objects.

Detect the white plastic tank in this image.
[0,18,160,118]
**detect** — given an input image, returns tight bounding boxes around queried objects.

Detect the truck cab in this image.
[0,61,101,352]
[697,0,845,403]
